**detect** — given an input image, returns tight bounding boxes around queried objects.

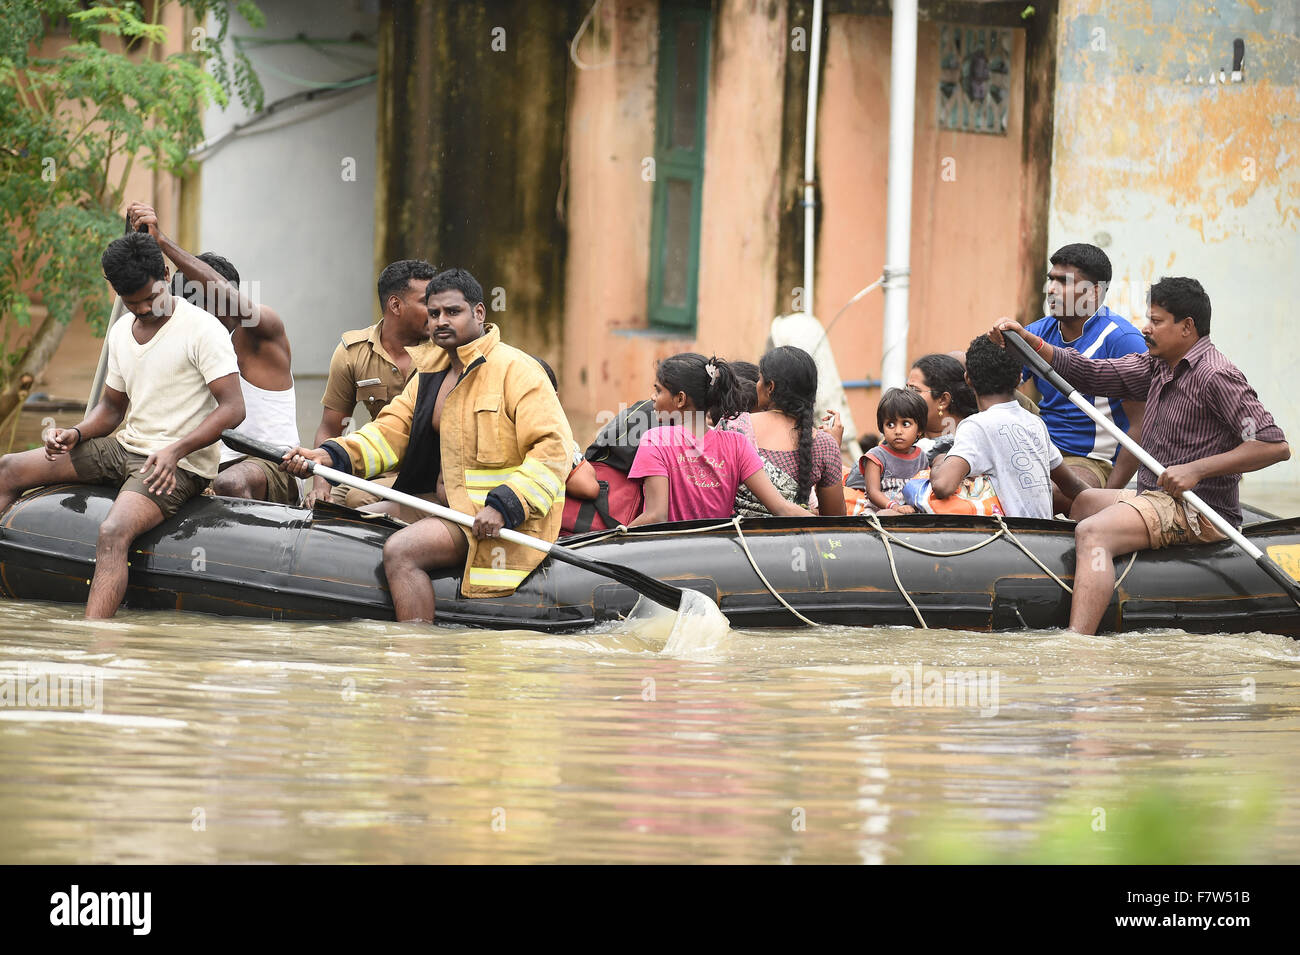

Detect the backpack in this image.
[561,461,645,535]
[561,400,655,534]
[583,399,657,471]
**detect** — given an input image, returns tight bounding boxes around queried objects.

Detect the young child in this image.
[628,353,812,525]
[930,335,1087,518]
[859,388,929,514]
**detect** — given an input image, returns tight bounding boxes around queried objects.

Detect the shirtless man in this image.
[127,202,300,504]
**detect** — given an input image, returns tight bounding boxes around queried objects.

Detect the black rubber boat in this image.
[1,484,1297,636]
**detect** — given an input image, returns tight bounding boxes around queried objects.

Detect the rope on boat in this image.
[868,513,929,628]
[729,516,820,627]
[867,522,1006,557]
[569,512,1139,625]
[568,517,822,626]
[994,516,1074,594]
[1114,551,1137,591]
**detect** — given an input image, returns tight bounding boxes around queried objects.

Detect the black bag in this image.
[583,399,658,473]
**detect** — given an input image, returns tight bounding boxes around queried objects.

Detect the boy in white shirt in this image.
[0,231,244,618]
[931,334,1087,519]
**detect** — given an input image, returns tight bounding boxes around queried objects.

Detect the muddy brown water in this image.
[0,486,1297,863]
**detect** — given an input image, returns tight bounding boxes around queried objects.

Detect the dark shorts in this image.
[218,457,301,505]
[70,436,208,520]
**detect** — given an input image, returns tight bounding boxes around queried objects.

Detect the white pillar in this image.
[802,0,824,317]
[880,0,918,390]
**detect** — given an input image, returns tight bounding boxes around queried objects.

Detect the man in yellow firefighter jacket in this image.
[281,269,574,621]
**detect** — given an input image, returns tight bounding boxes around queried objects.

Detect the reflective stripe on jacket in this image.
[328,324,574,597]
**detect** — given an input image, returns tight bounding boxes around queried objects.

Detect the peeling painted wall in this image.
[377,1,578,367]
[1047,0,1300,489]
[562,0,789,441]
[817,14,1030,432]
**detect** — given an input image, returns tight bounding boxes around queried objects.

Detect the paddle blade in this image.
[630,588,731,656]
[1257,554,1300,610]
[548,547,686,611]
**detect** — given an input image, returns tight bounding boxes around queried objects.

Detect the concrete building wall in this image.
[1046,0,1300,490]
[196,0,379,386]
[562,0,660,441]
[374,1,577,369]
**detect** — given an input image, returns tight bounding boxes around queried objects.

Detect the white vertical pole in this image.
[802,0,824,317]
[880,0,918,389]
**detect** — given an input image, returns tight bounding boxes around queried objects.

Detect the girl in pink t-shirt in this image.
[628,354,813,525]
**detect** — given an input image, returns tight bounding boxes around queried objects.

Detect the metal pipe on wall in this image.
[880,0,918,390]
[802,0,824,316]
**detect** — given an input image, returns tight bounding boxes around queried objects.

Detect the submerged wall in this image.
[1046,0,1300,488]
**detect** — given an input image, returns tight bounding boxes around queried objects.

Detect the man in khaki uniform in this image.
[307,259,438,507]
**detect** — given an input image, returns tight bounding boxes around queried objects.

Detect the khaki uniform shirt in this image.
[321,320,435,503]
[322,319,434,423]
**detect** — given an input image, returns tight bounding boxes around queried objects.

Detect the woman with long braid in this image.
[719,346,846,517]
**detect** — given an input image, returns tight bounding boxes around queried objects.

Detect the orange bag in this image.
[901,469,1005,517]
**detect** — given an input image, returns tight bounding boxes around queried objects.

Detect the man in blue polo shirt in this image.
[1021,243,1146,513]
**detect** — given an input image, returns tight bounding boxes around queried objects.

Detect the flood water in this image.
[1,484,1298,864]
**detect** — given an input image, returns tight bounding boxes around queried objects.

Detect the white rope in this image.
[565,517,822,624]
[570,512,1137,624]
[995,515,1074,594]
[867,514,928,628]
[866,517,1006,557]
[728,517,819,627]
[1114,551,1138,591]
[570,0,616,70]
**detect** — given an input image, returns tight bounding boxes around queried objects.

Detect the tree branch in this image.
[63,106,105,157]
[0,310,73,425]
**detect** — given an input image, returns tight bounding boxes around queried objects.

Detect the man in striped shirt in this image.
[1022,244,1147,513]
[992,277,1290,634]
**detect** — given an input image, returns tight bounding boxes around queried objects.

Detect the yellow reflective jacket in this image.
[325,324,574,597]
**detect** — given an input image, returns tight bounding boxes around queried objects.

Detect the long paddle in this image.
[85,214,143,413]
[1005,329,1300,608]
[219,429,688,612]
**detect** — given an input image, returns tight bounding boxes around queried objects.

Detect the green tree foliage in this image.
[0,0,264,416]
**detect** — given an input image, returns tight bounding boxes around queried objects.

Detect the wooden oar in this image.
[220,429,688,612]
[86,214,143,413]
[1005,329,1300,609]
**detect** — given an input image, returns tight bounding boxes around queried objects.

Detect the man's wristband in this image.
[1031,335,1047,355]
[69,426,83,445]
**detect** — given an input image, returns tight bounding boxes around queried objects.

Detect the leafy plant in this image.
[0,0,264,429]
[907,779,1276,864]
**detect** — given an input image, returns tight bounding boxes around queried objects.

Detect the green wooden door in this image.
[647,3,711,332]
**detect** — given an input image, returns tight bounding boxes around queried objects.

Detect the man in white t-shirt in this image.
[0,232,245,618]
[127,201,300,505]
[930,334,1087,519]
